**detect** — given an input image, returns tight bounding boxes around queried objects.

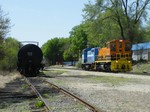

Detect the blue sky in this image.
[0,0,89,46]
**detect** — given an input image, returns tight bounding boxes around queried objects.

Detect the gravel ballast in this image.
[1,69,150,112]
[45,67,150,112]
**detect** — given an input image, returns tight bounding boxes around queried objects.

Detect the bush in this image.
[0,37,20,71]
[75,60,82,68]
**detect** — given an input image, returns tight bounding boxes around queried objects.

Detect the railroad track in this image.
[24,76,52,112]
[23,76,104,112]
[0,76,43,112]
[41,77,103,112]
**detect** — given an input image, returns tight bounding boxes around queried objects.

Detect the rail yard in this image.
[0,66,150,112]
[1,1,150,112]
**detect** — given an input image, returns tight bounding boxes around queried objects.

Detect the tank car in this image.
[82,39,132,72]
[17,44,43,76]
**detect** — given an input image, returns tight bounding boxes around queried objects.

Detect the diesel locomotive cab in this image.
[109,40,132,72]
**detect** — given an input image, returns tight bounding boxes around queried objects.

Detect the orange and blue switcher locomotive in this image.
[81,39,132,72]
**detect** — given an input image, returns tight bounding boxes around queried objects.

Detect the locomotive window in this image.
[119,43,122,48]
[110,42,116,51]
[117,54,120,58]
[125,42,131,51]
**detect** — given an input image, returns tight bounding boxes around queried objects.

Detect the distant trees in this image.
[42,37,69,65]
[83,0,150,43]
[42,24,89,65]
[67,24,88,61]
[42,0,150,64]
[144,23,150,42]
[0,7,11,60]
[0,37,20,71]
[0,7,19,71]
[35,1,150,65]
[1,1,150,69]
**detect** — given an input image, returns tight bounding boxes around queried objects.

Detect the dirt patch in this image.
[0,72,39,112]
[0,72,21,88]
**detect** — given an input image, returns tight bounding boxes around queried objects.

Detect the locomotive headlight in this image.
[128,61,131,63]
[119,40,123,42]
[116,61,118,63]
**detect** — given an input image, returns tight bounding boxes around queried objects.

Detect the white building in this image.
[132,42,150,61]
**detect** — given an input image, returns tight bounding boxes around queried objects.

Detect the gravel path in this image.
[45,67,150,112]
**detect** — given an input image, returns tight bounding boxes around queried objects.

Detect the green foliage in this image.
[42,0,150,65]
[132,62,150,73]
[43,94,49,98]
[0,44,5,60]
[143,23,150,42]
[35,101,44,108]
[75,59,82,68]
[83,0,150,43]
[0,7,11,60]
[21,84,29,90]
[42,37,69,65]
[63,48,73,61]
[0,37,20,71]
[68,24,88,60]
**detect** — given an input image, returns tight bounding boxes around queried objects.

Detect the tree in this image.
[0,6,11,60]
[144,23,150,42]
[69,24,88,60]
[42,37,69,65]
[83,0,150,43]
[0,37,20,71]
[83,13,121,47]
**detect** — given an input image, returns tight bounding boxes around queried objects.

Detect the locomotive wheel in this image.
[104,63,111,72]
[82,65,86,70]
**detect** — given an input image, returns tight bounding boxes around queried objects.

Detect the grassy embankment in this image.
[131,62,150,73]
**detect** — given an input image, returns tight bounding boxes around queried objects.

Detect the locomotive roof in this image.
[107,39,130,42]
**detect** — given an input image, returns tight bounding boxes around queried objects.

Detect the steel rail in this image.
[24,77,52,112]
[41,77,104,112]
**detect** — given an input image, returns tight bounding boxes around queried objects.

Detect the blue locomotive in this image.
[82,39,132,72]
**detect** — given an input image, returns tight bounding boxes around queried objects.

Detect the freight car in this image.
[17,44,43,76]
[82,39,132,72]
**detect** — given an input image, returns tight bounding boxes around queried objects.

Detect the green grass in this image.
[21,84,29,90]
[43,70,67,76]
[43,94,49,98]
[0,100,31,112]
[35,100,45,108]
[91,76,131,86]
[132,63,150,73]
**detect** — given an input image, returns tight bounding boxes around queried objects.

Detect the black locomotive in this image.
[17,44,43,76]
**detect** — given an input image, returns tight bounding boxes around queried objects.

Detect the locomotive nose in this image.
[121,64,125,69]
